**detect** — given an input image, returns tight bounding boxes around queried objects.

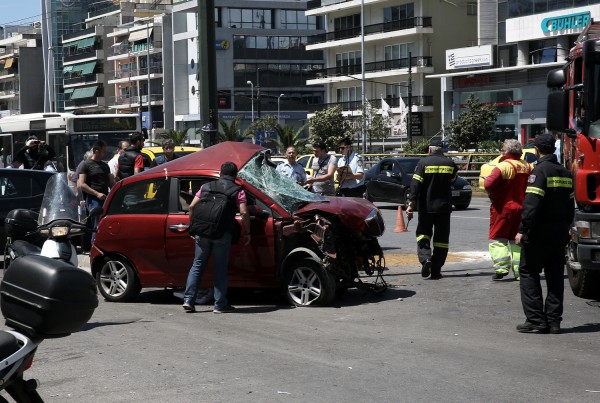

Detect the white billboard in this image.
[446,45,493,70]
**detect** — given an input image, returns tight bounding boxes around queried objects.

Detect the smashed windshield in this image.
[239,151,326,213]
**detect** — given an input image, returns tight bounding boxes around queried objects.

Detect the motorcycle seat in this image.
[0,331,21,358]
[11,240,42,257]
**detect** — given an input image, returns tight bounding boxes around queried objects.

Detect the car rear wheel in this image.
[284,258,335,307]
[96,257,141,302]
[453,203,470,210]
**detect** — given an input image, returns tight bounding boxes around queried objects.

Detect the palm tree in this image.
[159,129,188,146]
[218,115,248,142]
[271,123,308,152]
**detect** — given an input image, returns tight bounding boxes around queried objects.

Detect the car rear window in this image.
[0,175,45,199]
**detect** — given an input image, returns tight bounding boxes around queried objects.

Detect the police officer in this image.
[515,134,574,334]
[336,137,365,197]
[406,139,458,279]
[116,133,145,180]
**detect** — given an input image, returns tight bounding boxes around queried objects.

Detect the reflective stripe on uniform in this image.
[570,192,575,199]
[413,174,423,183]
[432,242,448,249]
[547,177,572,188]
[416,234,430,242]
[526,186,545,196]
[424,166,455,174]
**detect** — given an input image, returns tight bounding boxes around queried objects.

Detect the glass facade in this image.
[47,0,95,111]
[503,0,600,18]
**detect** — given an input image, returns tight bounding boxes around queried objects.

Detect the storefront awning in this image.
[128,28,152,43]
[69,61,96,75]
[70,86,98,100]
[63,65,74,73]
[4,58,14,69]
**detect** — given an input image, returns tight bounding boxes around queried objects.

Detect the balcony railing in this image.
[110,94,163,106]
[64,96,104,108]
[89,3,119,18]
[0,89,18,97]
[308,56,432,79]
[111,66,163,80]
[308,17,432,45]
[307,96,433,113]
[64,74,101,86]
[110,44,161,57]
[63,27,96,41]
[0,69,17,78]
[63,48,100,63]
[307,0,353,10]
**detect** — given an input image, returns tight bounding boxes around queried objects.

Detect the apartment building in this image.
[172,0,326,140]
[432,0,600,144]
[0,29,44,117]
[305,0,477,147]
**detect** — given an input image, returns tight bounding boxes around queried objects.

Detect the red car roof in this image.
[145,141,264,174]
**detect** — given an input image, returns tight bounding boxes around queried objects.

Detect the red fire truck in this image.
[546,21,600,300]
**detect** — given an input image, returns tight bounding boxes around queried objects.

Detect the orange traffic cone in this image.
[394,205,408,233]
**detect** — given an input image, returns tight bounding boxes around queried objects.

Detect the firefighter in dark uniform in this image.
[515,134,574,334]
[406,139,458,279]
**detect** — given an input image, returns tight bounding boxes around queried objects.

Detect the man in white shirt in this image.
[108,140,130,179]
[276,146,307,185]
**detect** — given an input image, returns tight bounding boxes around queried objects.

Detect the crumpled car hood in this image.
[294,197,376,233]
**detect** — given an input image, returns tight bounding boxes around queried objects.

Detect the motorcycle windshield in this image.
[38,173,84,225]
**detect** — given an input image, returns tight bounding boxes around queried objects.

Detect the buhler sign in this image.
[541,11,590,33]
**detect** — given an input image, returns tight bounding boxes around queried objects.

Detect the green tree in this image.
[362,101,388,152]
[308,105,353,150]
[446,94,500,151]
[272,123,308,152]
[402,138,430,154]
[218,115,248,142]
[159,129,188,146]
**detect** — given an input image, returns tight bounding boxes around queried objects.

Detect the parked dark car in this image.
[90,142,386,306]
[364,157,472,209]
[0,169,55,247]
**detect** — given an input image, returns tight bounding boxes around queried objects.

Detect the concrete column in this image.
[557,36,569,62]
[517,42,528,66]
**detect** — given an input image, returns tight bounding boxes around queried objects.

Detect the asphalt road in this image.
[2,196,600,402]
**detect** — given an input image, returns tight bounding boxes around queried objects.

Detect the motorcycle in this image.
[3,173,102,269]
[0,255,98,402]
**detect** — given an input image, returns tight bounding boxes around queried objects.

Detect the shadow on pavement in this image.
[80,319,151,332]
[560,322,600,334]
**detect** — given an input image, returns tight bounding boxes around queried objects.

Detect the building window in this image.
[383,3,414,22]
[335,51,361,75]
[334,14,360,32]
[280,10,320,30]
[228,8,273,29]
[336,87,361,103]
[384,43,414,61]
[467,2,477,16]
[232,35,309,50]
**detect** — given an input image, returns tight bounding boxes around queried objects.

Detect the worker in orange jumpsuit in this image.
[484,139,533,281]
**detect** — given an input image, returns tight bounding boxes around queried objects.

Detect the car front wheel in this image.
[284,258,335,307]
[96,257,141,302]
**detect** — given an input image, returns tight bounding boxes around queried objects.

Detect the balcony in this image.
[63,27,97,41]
[64,96,105,109]
[64,48,103,63]
[307,96,433,113]
[110,94,164,108]
[308,56,432,81]
[109,44,162,59]
[0,89,18,99]
[108,66,163,84]
[64,73,103,87]
[308,17,432,46]
[89,3,119,18]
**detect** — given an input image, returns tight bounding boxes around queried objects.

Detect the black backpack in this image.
[189,181,241,240]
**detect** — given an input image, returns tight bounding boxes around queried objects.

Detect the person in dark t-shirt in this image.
[78,140,115,243]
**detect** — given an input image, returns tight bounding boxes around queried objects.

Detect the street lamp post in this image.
[256,68,261,118]
[277,93,285,125]
[246,80,254,122]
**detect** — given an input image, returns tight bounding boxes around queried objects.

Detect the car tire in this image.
[567,265,600,300]
[453,203,470,210]
[96,257,141,302]
[283,258,336,307]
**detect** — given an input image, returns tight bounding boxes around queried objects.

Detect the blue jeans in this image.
[86,196,103,243]
[183,232,232,309]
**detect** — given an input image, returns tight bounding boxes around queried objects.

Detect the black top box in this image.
[1,255,98,338]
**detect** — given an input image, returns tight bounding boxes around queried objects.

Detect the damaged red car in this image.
[90,142,386,306]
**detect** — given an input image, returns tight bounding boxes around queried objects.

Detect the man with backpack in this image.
[182,162,251,314]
